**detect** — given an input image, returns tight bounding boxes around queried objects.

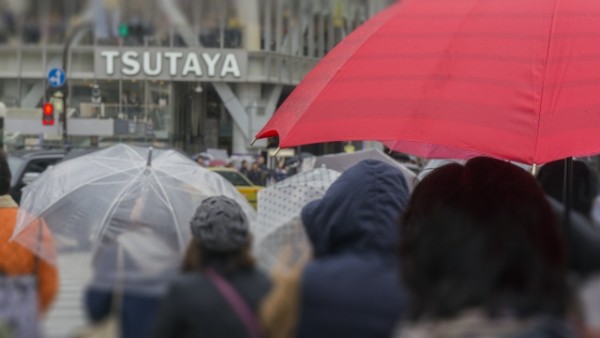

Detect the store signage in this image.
[95,48,247,81]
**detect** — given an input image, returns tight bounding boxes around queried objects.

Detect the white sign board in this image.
[95,48,248,81]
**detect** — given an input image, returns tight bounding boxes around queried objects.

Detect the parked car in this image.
[6,147,107,204]
[209,167,262,208]
[8,149,66,203]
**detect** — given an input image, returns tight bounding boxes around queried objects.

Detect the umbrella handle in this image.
[147,147,153,167]
[562,157,573,228]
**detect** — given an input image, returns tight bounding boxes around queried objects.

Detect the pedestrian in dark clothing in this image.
[536,160,600,276]
[537,159,598,219]
[247,162,267,186]
[396,157,573,338]
[545,197,600,276]
[152,196,271,338]
[85,291,162,338]
[261,159,409,338]
[240,160,250,177]
[84,193,179,338]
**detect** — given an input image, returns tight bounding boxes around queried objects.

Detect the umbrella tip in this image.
[531,163,538,176]
[250,138,258,146]
[147,147,154,166]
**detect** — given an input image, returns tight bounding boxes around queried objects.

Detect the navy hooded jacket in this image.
[297,159,410,338]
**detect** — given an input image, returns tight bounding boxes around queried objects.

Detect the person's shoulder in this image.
[163,272,212,295]
[0,206,18,219]
[170,269,270,286]
[516,318,575,338]
[233,268,272,289]
[0,207,17,230]
[249,268,272,284]
[231,267,264,279]
[170,272,208,286]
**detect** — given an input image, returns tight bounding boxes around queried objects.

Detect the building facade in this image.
[0,0,393,154]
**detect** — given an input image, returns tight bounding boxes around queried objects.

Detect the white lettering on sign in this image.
[122,51,141,76]
[100,50,243,79]
[164,52,183,76]
[143,51,162,76]
[221,54,241,78]
[182,53,202,76]
[202,53,221,77]
[101,51,120,75]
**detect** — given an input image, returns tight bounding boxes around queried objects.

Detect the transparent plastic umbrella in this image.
[312,149,417,191]
[11,144,255,292]
[254,167,340,270]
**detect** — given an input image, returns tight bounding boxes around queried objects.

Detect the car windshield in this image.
[8,156,23,178]
[215,171,252,186]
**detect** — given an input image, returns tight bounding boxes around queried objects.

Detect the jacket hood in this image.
[301,159,409,257]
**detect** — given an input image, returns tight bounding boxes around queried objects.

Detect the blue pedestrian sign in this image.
[48,67,66,88]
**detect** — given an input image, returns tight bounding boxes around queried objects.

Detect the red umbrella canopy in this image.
[256,0,600,165]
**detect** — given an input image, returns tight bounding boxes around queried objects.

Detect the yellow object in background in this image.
[333,0,345,28]
[209,167,262,209]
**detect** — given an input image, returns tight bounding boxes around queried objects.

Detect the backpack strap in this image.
[204,268,263,338]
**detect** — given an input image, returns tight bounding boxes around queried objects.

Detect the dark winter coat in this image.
[151,268,271,338]
[547,196,600,275]
[85,288,162,338]
[297,159,410,338]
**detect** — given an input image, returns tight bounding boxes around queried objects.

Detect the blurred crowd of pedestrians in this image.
[241,157,290,187]
[196,153,291,187]
[6,148,600,337]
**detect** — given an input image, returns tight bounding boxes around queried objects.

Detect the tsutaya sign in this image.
[95,48,248,81]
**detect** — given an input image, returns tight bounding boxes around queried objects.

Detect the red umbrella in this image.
[381,140,484,161]
[256,0,600,165]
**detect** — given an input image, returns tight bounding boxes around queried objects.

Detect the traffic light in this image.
[42,103,54,126]
[118,23,129,38]
[118,21,145,39]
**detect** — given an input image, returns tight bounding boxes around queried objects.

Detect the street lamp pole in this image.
[61,24,92,148]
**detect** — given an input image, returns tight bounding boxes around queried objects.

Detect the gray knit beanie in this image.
[190,196,249,252]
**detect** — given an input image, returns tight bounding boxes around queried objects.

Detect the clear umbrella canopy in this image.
[254,167,340,270]
[312,149,417,191]
[11,144,255,271]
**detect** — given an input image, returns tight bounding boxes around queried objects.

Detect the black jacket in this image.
[547,197,600,276]
[151,268,271,338]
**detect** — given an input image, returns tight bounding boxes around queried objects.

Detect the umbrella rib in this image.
[22,166,142,220]
[149,169,185,252]
[533,0,560,163]
[88,157,142,172]
[152,165,256,228]
[152,166,215,192]
[153,166,242,206]
[90,170,146,255]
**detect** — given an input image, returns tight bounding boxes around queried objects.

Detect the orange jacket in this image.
[0,206,59,315]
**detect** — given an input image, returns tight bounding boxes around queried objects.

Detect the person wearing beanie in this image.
[152,196,271,338]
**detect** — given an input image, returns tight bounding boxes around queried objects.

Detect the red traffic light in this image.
[42,103,54,126]
[43,103,53,116]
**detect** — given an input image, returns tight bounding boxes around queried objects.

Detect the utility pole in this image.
[61,24,92,148]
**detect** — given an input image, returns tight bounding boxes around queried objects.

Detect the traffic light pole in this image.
[61,23,92,148]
